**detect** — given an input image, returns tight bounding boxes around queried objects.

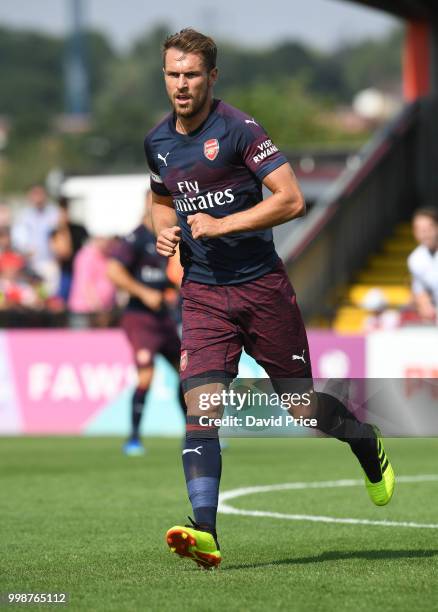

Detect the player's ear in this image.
[209,67,218,86]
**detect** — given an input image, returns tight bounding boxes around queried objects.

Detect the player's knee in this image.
[136,348,152,367]
[286,389,317,420]
[184,383,227,419]
[137,365,154,390]
[181,374,234,420]
[287,403,313,420]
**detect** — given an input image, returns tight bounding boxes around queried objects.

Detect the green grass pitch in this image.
[1,436,438,611]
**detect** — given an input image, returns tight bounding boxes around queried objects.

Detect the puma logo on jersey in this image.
[292,350,306,363]
[245,118,259,126]
[158,152,170,166]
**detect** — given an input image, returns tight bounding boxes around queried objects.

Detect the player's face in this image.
[163,48,217,119]
[413,215,438,250]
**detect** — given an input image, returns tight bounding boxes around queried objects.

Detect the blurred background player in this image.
[407,208,438,324]
[108,191,185,455]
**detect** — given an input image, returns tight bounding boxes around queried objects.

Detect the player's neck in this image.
[143,217,153,232]
[175,98,214,135]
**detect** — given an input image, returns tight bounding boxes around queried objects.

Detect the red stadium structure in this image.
[350,1,438,101]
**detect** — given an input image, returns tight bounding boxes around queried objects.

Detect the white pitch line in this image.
[218,474,438,529]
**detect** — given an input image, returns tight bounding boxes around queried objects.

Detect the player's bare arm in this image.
[107,259,163,311]
[152,192,181,257]
[414,290,436,320]
[187,163,305,240]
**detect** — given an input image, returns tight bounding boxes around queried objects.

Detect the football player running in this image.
[144,28,394,569]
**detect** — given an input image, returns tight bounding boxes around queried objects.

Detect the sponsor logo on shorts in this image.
[180,350,188,372]
[204,138,219,161]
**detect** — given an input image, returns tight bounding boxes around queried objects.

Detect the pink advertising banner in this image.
[5,331,136,434]
[308,331,365,378]
[0,330,365,435]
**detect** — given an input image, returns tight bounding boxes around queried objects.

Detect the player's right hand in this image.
[137,286,163,311]
[156,226,181,257]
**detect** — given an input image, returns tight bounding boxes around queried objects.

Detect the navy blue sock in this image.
[182,419,221,533]
[131,386,148,439]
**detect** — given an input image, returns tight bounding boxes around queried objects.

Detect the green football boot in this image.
[166,518,221,570]
[365,425,395,506]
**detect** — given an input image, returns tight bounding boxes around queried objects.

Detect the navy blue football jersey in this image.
[111,224,169,313]
[144,100,288,285]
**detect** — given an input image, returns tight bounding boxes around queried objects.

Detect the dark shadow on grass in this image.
[223,549,438,571]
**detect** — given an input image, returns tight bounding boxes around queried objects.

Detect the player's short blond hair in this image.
[162,28,217,72]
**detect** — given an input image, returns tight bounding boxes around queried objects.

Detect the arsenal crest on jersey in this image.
[204,138,219,161]
[180,350,188,372]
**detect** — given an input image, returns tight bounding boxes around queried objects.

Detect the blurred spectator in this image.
[407,208,438,324]
[0,204,11,229]
[49,227,72,303]
[0,205,19,263]
[58,196,88,254]
[0,204,44,310]
[49,197,88,302]
[361,288,400,332]
[11,184,59,278]
[68,237,116,326]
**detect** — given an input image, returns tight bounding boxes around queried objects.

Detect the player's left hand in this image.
[187,213,222,239]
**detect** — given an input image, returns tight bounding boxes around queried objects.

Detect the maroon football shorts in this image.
[121,310,181,368]
[180,262,312,386]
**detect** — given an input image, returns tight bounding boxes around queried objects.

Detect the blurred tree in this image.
[215,40,318,95]
[332,29,403,96]
[0,28,63,120]
[0,23,402,190]
[83,31,116,104]
[90,25,171,168]
[0,27,115,132]
[2,137,62,191]
[226,78,363,148]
